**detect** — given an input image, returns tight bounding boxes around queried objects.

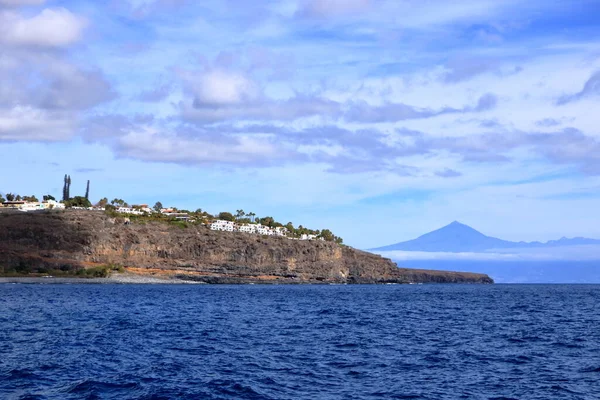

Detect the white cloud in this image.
[186,69,260,107]
[0,106,75,142]
[0,8,87,47]
[375,245,600,261]
[298,0,370,18]
[37,61,115,110]
[181,95,342,123]
[113,126,283,165]
[0,51,114,112]
[0,0,45,6]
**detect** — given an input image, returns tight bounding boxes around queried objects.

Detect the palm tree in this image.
[248,212,256,222]
[235,209,245,220]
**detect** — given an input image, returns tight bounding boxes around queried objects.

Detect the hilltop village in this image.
[0,176,343,243]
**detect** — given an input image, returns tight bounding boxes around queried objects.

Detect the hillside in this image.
[0,211,493,284]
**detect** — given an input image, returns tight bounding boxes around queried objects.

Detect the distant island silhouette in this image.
[371,221,600,253]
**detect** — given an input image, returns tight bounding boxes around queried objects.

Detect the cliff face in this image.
[0,211,493,284]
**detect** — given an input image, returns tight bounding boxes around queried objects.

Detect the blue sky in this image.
[1,0,600,249]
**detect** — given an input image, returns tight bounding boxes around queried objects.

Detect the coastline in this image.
[0,273,201,285]
[0,211,494,284]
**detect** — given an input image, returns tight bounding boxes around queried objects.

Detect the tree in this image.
[319,229,335,242]
[65,196,91,208]
[22,195,39,202]
[235,209,245,220]
[111,198,128,207]
[5,193,15,201]
[63,175,68,201]
[96,197,108,207]
[85,180,90,200]
[15,195,22,201]
[218,211,235,221]
[248,212,256,222]
[259,216,275,227]
[153,202,163,212]
[43,195,56,201]
[62,175,71,201]
[67,175,71,200]
[0,194,5,203]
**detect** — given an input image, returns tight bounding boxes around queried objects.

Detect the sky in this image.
[1,0,600,249]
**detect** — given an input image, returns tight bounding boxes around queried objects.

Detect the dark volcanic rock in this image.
[0,211,493,284]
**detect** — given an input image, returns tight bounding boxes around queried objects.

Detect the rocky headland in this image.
[0,211,493,284]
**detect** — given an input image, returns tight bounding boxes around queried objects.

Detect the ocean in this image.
[1,284,599,399]
[395,260,600,284]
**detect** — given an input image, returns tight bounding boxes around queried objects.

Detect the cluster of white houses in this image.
[115,205,153,215]
[210,220,321,240]
[1,200,66,211]
[1,200,322,241]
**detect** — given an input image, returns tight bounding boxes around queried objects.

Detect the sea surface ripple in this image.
[1,284,600,399]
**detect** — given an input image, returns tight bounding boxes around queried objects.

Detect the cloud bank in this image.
[376,245,600,262]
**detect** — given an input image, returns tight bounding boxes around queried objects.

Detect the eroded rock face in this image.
[0,211,493,284]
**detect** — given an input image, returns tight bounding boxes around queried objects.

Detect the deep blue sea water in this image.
[395,260,600,284]
[1,284,600,400]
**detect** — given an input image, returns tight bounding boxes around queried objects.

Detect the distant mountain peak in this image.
[444,221,480,230]
[426,221,488,238]
[441,221,479,231]
[370,222,600,253]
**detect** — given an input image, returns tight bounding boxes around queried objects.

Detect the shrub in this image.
[170,220,188,229]
[85,266,110,278]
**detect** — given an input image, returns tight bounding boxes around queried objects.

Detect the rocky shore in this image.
[0,211,493,284]
[0,273,199,285]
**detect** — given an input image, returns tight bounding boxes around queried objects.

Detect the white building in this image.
[256,224,273,235]
[132,204,153,213]
[300,234,320,241]
[238,225,256,234]
[274,227,288,237]
[19,202,45,212]
[209,221,293,238]
[42,200,65,209]
[211,220,235,232]
[116,207,144,215]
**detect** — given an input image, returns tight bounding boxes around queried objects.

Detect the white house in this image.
[238,225,256,234]
[132,204,153,213]
[256,224,273,235]
[300,234,320,241]
[274,227,288,237]
[42,200,65,209]
[209,221,293,238]
[211,220,235,232]
[116,207,144,215]
[19,202,45,212]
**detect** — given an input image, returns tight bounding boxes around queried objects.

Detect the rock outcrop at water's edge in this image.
[0,211,493,284]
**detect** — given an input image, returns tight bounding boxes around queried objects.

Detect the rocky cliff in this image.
[0,211,493,284]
